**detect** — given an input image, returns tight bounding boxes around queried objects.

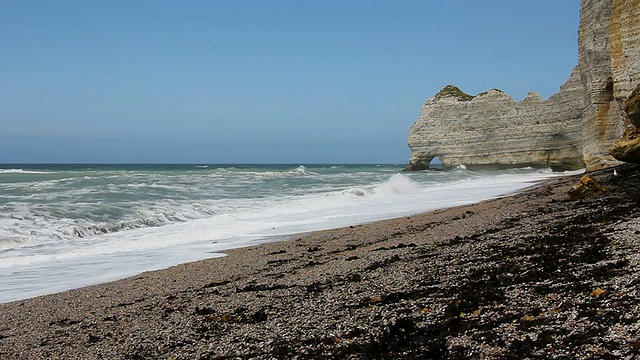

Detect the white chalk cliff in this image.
[407,0,640,171]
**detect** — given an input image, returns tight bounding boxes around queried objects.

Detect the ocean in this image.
[0,164,581,303]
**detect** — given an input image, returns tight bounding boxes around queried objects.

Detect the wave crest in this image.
[348,174,421,197]
[375,174,422,195]
[0,169,53,174]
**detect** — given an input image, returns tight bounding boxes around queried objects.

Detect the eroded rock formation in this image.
[624,84,640,127]
[407,0,640,171]
[611,84,640,164]
[407,69,586,171]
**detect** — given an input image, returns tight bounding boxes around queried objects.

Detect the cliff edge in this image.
[407,0,640,171]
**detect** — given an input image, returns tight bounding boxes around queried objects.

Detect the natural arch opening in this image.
[429,156,442,170]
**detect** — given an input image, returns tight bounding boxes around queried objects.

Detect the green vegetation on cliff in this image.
[434,85,474,101]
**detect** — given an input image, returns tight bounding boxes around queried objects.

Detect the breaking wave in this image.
[348,174,421,197]
[0,169,53,174]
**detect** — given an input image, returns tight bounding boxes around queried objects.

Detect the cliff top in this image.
[434,85,475,101]
[477,88,505,97]
[434,85,512,102]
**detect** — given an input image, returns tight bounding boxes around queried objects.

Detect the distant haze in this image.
[0,1,580,164]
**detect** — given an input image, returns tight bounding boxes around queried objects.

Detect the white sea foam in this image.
[0,165,583,303]
[347,174,419,197]
[0,169,53,174]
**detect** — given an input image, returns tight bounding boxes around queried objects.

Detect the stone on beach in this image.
[567,175,607,200]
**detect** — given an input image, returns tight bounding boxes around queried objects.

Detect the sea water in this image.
[0,164,581,303]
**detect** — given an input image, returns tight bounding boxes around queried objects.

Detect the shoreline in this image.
[0,166,571,305]
[1,164,639,358]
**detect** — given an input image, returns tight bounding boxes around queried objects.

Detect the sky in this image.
[0,1,581,164]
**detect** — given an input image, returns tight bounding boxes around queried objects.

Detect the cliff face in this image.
[579,0,640,168]
[605,0,640,165]
[407,68,586,171]
[407,0,640,171]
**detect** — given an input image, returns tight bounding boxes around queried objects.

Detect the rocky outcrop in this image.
[611,121,640,163]
[407,0,640,171]
[407,69,586,171]
[625,84,640,127]
[611,84,640,163]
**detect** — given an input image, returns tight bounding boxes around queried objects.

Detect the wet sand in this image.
[1,164,639,359]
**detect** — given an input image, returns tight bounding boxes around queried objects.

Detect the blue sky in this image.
[1,1,580,164]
